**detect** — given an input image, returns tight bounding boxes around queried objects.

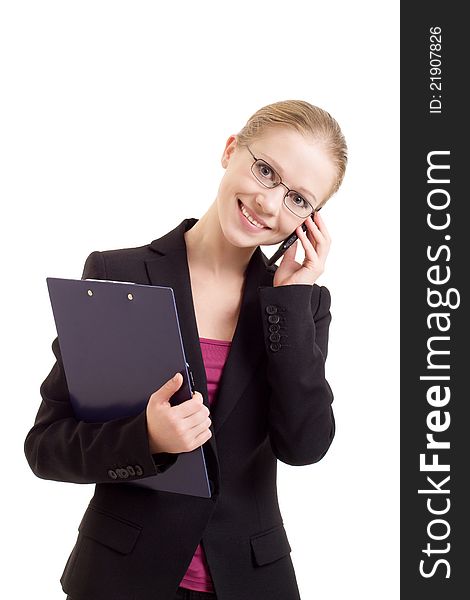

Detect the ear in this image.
[221,135,238,168]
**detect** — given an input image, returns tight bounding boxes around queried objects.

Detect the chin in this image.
[222,223,259,250]
[229,231,259,249]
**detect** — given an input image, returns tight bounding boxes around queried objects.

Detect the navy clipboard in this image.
[46,277,211,498]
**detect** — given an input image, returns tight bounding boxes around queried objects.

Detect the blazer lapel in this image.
[145,218,274,446]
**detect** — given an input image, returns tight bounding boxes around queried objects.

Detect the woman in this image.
[25,99,347,600]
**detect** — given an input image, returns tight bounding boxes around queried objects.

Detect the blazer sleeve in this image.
[258,282,335,466]
[24,251,178,485]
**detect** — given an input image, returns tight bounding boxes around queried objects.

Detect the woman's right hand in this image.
[146,372,212,454]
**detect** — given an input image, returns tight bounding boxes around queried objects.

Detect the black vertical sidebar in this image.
[401,3,468,599]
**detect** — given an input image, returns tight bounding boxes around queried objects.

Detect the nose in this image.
[254,187,285,217]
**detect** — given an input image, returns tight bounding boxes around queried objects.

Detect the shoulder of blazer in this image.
[79,218,195,281]
[81,244,156,282]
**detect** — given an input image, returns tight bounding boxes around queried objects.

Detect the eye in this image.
[292,194,309,208]
[255,160,276,182]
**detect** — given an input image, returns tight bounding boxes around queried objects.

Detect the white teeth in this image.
[240,202,265,228]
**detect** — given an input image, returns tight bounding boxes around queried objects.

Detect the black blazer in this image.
[24,217,335,600]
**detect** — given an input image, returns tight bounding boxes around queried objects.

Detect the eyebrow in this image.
[258,151,318,204]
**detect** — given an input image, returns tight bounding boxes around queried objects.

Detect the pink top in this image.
[179,336,232,593]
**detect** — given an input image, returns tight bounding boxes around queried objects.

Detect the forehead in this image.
[248,127,337,204]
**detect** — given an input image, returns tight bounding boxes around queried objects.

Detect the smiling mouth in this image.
[238,199,270,229]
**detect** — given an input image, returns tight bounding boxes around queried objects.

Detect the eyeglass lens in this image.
[251,159,313,218]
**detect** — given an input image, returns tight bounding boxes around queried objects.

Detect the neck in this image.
[184,200,257,279]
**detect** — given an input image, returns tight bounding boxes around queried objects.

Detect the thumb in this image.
[159,372,183,402]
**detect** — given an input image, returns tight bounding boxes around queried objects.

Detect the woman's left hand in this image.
[273,211,331,287]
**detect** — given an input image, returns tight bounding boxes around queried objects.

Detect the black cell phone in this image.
[266,208,321,267]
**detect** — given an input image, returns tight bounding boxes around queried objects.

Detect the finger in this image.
[176,393,204,418]
[296,226,319,262]
[312,211,331,242]
[304,221,330,263]
[298,221,321,248]
[304,217,328,251]
[305,219,331,264]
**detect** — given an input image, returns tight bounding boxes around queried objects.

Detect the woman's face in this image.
[216,126,337,247]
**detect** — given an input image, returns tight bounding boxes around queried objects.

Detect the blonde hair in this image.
[236,100,348,207]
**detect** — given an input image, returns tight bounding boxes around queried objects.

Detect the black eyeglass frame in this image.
[244,145,317,219]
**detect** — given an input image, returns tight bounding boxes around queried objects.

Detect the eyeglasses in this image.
[244,145,316,219]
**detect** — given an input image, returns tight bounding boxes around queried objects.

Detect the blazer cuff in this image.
[257,284,315,355]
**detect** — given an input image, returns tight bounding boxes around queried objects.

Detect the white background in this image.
[1,1,399,598]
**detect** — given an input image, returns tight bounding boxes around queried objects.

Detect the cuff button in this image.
[266,305,278,315]
[269,342,281,352]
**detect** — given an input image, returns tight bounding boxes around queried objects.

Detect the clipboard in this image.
[46,276,211,498]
